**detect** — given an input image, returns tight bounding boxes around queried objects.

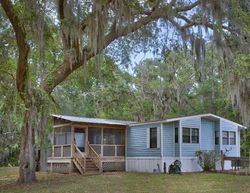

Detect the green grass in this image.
[0,167,250,193]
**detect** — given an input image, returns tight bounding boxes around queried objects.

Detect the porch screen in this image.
[103,129,125,145]
[88,128,101,144]
[54,127,71,145]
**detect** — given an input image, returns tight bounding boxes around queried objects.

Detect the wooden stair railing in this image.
[87,142,102,172]
[72,143,86,174]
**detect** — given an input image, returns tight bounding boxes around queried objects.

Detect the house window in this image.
[192,128,199,143]
[222,131,236,145]
[182,127,199,144]
[215,131,220,145]
[229,131,236,145]
[183,128,190,143]
[150,127,157,148]
[175,127,178,143]
[222,131,229,145]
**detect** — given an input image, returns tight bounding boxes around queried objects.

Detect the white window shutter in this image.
[157,127,161,148]
[146,128,150,148]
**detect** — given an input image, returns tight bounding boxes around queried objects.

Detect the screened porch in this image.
[50,126,126,159]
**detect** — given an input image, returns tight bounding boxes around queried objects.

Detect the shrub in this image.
[195,150,219,171]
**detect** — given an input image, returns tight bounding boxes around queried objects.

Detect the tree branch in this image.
[175,0,201,12]
[42,1,204,94]
[0,0,29,99]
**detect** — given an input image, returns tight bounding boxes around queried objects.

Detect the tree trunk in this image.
[39,108,49,172]
[18,97,37,183]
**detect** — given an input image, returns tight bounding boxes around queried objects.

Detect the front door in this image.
[74,128,85,152]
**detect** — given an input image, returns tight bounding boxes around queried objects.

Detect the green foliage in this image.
[195,150,220,171]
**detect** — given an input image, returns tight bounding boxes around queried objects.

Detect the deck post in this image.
[221,150,224,171]
[86,127,89,155]
[101,128,104,156]
[52,129,55,157]
[248,149,250,175]
[61,146,63,157]
[71,126,74,158]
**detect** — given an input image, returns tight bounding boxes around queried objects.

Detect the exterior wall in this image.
[181,117,201,157]
[126,123,161,157]
[162,122,174,157]
[126,116,242,173]
[220,120,239,157]
[200,118,215,150]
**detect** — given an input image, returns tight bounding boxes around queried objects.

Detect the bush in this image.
[195,150,219,171]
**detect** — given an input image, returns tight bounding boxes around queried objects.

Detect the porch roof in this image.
[52,114,136,126]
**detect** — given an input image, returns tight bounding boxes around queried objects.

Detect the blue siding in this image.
[220,120,239,157]
[175,144,180,157]
[127,123,161,157]
[182,144,200,157]
[162,122,174,157]
[201,118,215,150]
[181,117,201,128]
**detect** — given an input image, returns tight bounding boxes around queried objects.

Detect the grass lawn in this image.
[0,167,250,193]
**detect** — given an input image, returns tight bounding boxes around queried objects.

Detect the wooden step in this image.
[73,158,84,175]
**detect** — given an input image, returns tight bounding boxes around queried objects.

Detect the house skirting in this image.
[126,157,162,172]
[126,157,203,173]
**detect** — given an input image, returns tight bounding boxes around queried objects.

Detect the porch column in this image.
[52,129,55,157]
[101,128,104,156]
[71,126,74,157]
[86,127,89,155]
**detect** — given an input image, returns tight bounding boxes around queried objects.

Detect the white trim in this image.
[129,113,246,129]
[172,123,175,156]
[126,157,161,159]
[219,119,222,151]
[125,127,128,171]
[199,118,202,149]
[179,121,182,157]
[160,123,163,157]
[146,128,150,148]
[157,127,161,148]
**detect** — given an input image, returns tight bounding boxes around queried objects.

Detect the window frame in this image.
[222,131,229,145]
[191,128,199,143]
[229,131,236,145]
[182,127,191,143]
[174,127,179,143]
[222,131,236,145]
[215,131,220,145]
[182,127,199,144]
[149,127,158,148]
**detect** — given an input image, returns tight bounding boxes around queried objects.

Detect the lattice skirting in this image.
[48,163,71,173]
[102,161,125,171]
